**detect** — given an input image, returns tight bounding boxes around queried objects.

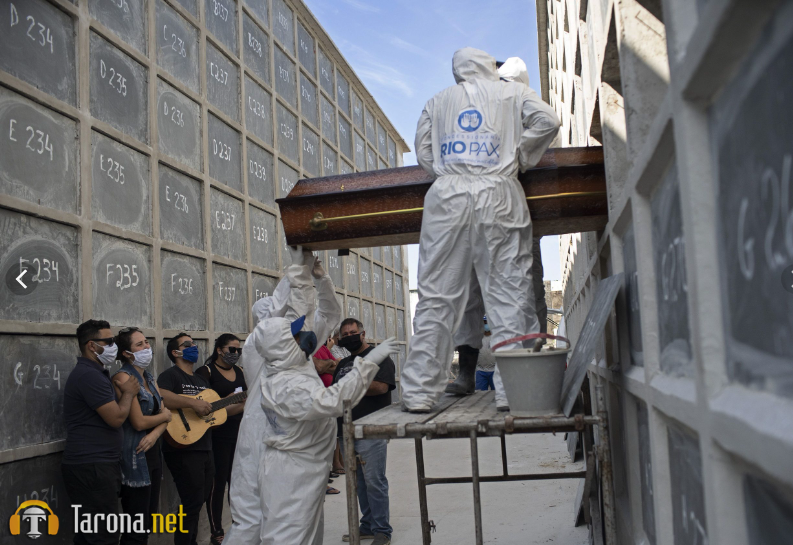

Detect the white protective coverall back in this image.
[402,48,560,411]
[224,258,340,545]
[257,318,381,545]
[451,56,551,407]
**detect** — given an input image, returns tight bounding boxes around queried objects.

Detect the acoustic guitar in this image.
[164,389,247,447]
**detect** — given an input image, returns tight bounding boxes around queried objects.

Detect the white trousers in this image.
[401,175,539,410]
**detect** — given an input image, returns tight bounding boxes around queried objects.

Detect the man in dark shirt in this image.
[62,319,140,545]
[157,333,214,545]
[333,318,396,545]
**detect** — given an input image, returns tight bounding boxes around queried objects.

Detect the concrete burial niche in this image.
[0,335,78,450]
[155,0,199,92]
[249,205,278,271]
[0,87,79,214]
[0,0,76,105]
[157,80,201,171]
[244,13,270,85]
[90,31,149,143]
[159,164,204,251]
[208,114,242,192]
[0,209,79,324]
[206,44,240,122]
[212,263,247,333]
[92,233,153,328]
[88,0,148,55]
[246,139,275,207]
[210,188,245,262]
[91,131,151,235]
[245,76,273,146]
[160,250,207,331]
[205,0,237,55]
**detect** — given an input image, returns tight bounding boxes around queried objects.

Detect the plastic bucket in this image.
[494,348,571,416]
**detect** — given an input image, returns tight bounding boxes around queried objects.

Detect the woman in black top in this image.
[196,334,247,545]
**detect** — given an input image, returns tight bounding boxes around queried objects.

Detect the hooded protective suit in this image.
[402,48,560,411]
[224,250,340,545]
[450,57,551,407]
[257,319,396,544]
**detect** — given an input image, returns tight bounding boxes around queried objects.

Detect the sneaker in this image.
[372,534,392,545]
[342,534,374,542]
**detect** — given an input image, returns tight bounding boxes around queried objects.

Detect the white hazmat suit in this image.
[224,249,340,545]
[258,321,398,544]
[402,48,560,411]
[450,57,551,408]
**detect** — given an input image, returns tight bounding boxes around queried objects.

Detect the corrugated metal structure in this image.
[539,0,793,543]
[0,0,410,541]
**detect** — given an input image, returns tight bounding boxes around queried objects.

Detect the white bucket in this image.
[495,348,571,416]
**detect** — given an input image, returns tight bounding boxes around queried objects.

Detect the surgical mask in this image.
[338,333,363,353]
[95,342,118,366]
[296,331,318,358]
[181,345,199,363]
[484,324,491,333]
[129,347,153,368]
[221,352,240,366]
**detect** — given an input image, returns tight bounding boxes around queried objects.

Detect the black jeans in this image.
[206,439,236,538]
[163,450,214,545]
[119,466,162,545]
[62,462,121,545]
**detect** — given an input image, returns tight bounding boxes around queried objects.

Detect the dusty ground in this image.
[322,432,590,545]
[196,431,589,545]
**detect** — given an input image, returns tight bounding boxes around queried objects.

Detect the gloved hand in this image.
[312,257,326,279]
[288,245,305,266]
[366,337,398,366]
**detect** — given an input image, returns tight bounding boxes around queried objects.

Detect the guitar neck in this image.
[210,391,247,411]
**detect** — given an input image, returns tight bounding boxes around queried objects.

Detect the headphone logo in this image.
[9,501,59,539]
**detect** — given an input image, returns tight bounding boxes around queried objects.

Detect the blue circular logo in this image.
[458,110,483,132]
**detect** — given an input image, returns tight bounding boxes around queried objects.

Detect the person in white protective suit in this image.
[257,319,398,545]
[402,47,560,412]
[445,57,551,410]
[223,246,340,545]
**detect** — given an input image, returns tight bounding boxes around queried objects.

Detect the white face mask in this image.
[129,347,153,368]
[95,342,118,366]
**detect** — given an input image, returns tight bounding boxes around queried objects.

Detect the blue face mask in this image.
[484,324,491,333]
[296,331,318,358]
[181,345,199,363]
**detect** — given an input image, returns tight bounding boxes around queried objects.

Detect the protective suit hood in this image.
[452,47,499,84]
[498,57,530,86]
[257,318,309,376]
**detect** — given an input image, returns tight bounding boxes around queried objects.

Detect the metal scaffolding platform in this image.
[342,389,617,545]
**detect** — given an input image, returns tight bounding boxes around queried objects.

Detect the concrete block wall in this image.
[539,0,793,543]
[0,0,410,542]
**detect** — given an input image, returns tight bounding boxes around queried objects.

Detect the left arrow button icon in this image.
[16,269,27,289]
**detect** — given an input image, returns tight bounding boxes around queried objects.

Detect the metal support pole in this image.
[595,380,617,545]
[500,434,509,476]
[414,438,432,545]
[470,429,484,545]
[343,400,360,545]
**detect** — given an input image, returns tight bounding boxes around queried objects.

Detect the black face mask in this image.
[338,333,363,353]
[296,331,318,358]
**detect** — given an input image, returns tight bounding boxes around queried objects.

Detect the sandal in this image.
[326,486,340,495]
[330,472,340,478]
[333,468,346,475]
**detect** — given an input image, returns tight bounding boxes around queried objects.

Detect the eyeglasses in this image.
[179,340,196,348]
[224,346,242,354]
[92,337,115,345]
